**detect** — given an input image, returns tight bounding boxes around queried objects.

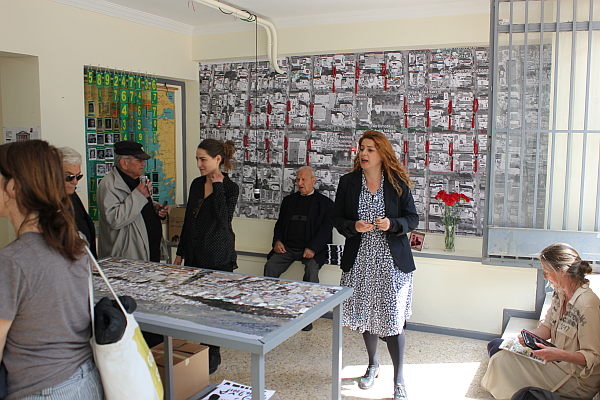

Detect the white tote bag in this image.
[86,248,164,400]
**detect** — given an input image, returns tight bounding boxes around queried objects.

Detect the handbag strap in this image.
[85,246,127,316]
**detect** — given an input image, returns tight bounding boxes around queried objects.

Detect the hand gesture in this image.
[174,256,182,265]
[136,180,150,197]
[273,241,286,254]
[355,220,375,233]
[533,343,563,363]
[155,203,168,218]
[375,217,390,231]
[210,172,224,183]
[303,248,315,259]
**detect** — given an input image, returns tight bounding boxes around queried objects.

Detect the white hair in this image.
[298,166,315,179]
[58,146,82,166]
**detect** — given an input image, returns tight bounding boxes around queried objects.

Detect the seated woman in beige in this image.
[482,243,600,400]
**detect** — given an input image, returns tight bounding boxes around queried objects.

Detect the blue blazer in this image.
[268,191,334,267]
[332,170,419,273]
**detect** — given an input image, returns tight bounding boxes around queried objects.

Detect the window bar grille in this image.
[504,0,515,227]
[547,0,562,230]
[580,0,594,231]
[518,0,530,228]
[533,0,546,229]
[563,0,578,230]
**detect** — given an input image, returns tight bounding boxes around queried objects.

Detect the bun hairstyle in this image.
[198,139,236,173]
[352,130,413,197]
[540,243,593,286]
[0,140,86,261]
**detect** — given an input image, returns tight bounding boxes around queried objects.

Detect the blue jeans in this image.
[19,358,104,400]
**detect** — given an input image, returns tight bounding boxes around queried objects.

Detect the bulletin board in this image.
[83,68,177,227]
[199,47,489,237]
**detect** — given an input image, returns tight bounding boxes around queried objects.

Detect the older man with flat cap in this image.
[97,141,168,262]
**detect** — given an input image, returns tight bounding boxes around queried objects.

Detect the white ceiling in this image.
[52,0,491,36]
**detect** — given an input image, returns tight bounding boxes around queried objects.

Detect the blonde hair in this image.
[352,130,413,196]
[540,243,592,286]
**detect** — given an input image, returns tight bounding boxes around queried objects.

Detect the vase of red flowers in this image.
[435,190,470,252]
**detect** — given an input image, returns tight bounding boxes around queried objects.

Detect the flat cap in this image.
[114,141,150,160]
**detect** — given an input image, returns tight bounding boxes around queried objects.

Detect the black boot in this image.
[358,364,379,389]
[208,346,221,374]
[394,383,408,400]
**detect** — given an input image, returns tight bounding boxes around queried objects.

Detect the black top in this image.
[332,170,419,273]
[269,190,334,267]
[176,174,239,270]
[284,194,314,249]
[70,192,97,259]
[116,167,163,262]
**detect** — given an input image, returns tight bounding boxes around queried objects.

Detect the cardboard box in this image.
[151,340,209,400]
[168,207,186,243]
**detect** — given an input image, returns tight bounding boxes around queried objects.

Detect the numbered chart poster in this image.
[84,70,178,220]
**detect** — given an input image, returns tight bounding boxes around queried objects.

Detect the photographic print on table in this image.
[87,118,96,131]
[409,231,425,251]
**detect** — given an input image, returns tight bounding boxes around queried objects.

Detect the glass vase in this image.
[444,222,456,252]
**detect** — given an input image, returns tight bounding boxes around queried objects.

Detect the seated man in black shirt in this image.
[264,166,334,329]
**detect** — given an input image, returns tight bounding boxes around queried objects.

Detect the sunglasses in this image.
[65,173,84,182]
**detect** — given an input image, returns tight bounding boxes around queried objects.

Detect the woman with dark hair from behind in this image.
[0,140,104,400]
[174,138,239,374]
[58,146,97,258]
[482,243,600,399]
[332,130,419,400]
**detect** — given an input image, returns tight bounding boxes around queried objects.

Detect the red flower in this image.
[435,190,446,201]
[460,193,470,203]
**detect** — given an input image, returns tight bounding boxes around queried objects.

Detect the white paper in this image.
[201,379,275,400]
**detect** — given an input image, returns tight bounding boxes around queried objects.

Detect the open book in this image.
[499,337,546,364]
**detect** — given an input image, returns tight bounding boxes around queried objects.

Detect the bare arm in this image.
[0,318,13,364]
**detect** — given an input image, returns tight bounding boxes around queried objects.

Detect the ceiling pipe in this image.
[193,0,285,74]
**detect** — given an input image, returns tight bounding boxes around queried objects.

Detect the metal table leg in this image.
[164,335,174,400]
[332,304,342,400]
[251,353,265,400]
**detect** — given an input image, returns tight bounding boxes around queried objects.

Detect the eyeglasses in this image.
[65,173,83,182]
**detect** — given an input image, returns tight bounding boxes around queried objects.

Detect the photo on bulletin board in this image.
[88,148,97,160]
[97,149,105,161]
[88,101,96,116]
[113,118,120,132]
[104,118,112,131]
[87,133,97,145]
[105,147,114,159]
[105,133,113,144]
[97,134,104,146]
[105,162,113,172]
[113,133,120,143]
[96,164,106,177]
[96,118,103,133]
[87,118,96,131]
[409,231,425,251]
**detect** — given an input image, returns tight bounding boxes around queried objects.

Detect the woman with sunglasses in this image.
[0,140,104,400]
[482,243,600,400]
[174,138,238,374]
[58,147,96,258]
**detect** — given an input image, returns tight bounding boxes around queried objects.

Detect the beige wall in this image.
[0,0,200,209]
[192,13,490,62]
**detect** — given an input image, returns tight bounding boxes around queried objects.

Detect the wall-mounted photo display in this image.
[87,133,96,144]
[88,148,97,160]
[87,118,96,131]
[88,101,96,116]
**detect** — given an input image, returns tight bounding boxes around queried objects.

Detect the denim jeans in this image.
[19,358,104,400]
